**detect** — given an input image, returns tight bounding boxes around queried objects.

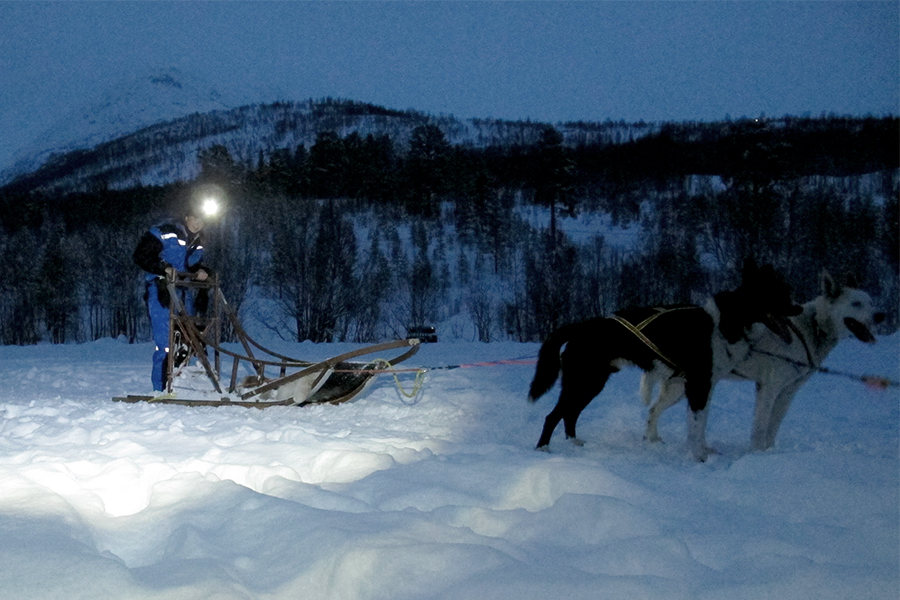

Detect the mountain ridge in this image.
[1,96,657,195]
[2,66,894,197]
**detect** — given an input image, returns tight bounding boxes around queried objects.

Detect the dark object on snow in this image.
[407,326,437,343]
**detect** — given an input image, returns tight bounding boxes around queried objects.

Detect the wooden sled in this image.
[114,274,422,408]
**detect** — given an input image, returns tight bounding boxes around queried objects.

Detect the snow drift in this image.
[0,335,896,599]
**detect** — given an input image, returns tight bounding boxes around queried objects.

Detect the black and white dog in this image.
[528,262,802,461]
[642,271,885,451]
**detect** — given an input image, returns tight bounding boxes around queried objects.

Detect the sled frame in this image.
[117,273,421,407]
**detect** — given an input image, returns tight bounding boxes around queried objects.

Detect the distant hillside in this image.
[2,96,896,199]
[0,98,656,195]
[0,103,895,345]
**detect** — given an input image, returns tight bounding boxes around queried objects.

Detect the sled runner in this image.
[114,273,422,408]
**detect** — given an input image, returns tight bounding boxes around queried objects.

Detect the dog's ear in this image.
[755,264,792,294]
[843,272,860,289]
[758,264,779,283]
[741,258,760,282]
[820,270,841,300]
[714,291,746,344]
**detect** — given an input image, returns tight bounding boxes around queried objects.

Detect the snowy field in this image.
[0,334,896,600]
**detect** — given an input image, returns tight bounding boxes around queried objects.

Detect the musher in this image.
[132,195,219,391]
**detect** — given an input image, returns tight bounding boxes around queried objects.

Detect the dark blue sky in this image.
[1,1,897,161]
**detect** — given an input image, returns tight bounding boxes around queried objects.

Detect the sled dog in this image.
[642,271,885,451]
[528,262,802,461]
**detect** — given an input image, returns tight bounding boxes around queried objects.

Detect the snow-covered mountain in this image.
[0,66,657,193]
[0,98,655,194]
[4,68,893,199]
[0,68,252,186]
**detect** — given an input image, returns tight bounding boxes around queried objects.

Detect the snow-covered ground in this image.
[0,334,896,599]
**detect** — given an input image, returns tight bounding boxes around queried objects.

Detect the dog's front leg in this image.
[762,376,809,449]
[687,406,711,461]
[684,374,714,461]
[751,382,777,451]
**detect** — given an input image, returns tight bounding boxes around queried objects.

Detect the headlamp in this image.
[200,198,220,218]
[190,183,226,221]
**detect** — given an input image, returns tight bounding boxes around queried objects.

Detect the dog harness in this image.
[736,318,817,378]
[612,305,701,375]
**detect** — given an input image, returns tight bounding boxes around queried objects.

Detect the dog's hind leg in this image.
[536,403,565,450]
[536,389,594,450]
[645,377,685,443]
[536,369,611,450]
[684,375,714,461]
[640,370,660,406]
[562,368,613,446]
[561,391,594,447]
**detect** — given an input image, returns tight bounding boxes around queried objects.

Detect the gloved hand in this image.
[154,277,171,307]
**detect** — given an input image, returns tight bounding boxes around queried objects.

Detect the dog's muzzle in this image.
[844,317,878,344]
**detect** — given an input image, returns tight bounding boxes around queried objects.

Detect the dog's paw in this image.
[693,445,719,462]
[644,433,663,444]
[535,444,551,453]
[692,446,711,462]
[750,442,774,453]
[567,437,585,447]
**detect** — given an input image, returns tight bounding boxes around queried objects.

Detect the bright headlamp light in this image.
[200,197,220,218]
[191,183,226,221]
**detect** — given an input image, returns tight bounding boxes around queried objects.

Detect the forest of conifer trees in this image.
[0,115,896,345]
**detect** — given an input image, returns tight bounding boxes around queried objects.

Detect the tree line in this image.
[0,116,896,345]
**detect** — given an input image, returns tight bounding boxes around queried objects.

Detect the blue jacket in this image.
[133,220,205,282]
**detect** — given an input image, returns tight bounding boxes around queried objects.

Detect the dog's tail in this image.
[528,324,575,402]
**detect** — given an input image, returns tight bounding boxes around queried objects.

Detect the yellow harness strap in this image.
[612,306,698,373]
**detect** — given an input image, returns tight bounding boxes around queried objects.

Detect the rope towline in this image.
[748,347,899,389]
[746,316,896,389]
[332,355,537,399]
[328,356,538,375]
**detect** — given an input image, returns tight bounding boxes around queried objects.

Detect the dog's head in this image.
[819,271,885,344]
[716,261,802,344]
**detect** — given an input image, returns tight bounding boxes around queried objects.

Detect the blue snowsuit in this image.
[133,220,206,391]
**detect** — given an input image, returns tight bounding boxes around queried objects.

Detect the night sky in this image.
[1,1,897,165]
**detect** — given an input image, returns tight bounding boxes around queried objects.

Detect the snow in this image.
[0,334,897,599]
[516,204,643,247]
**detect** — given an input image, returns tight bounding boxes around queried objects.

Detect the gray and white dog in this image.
[641,271,885,452]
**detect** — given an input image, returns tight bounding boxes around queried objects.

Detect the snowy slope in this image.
[0,64,658,193]
[0,68,248,186]
[0,333,896,599]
